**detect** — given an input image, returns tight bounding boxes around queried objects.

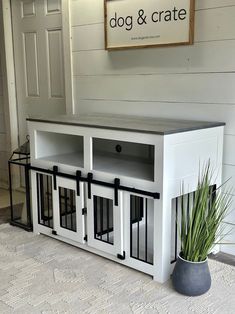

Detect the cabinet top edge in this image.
[27,113,225,135]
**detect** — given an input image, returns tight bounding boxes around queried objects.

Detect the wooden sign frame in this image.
[104,0,195,51]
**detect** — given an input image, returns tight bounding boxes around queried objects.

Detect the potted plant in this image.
[172,163,233,296]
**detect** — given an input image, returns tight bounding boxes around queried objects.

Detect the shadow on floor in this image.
[1,205,234,267]
[209,252,235,267]
[0,206,11,224]
[0,203,24,224]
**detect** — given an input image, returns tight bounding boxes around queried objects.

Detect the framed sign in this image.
[104,0,195,50]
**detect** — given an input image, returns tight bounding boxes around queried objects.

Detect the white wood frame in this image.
[1,0,18,152]
[87,184,124,257]
[1,0,74,157]
[29,120,224,283]
[31,170,54,236]
[123,192,155,274]
[53,177,85,243]
[31,169,156,277]
[61,0,74,114]
[29,121,163,191]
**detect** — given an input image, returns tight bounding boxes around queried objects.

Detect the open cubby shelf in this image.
[35,131,155,181]
[36,131,84,168]
[92,138,155,181]
[93,153,154,181]
[38,152,84,168]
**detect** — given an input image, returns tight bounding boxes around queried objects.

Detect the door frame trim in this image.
[2,0,74,151]
[62,0,74,115]
[2,0,19,152]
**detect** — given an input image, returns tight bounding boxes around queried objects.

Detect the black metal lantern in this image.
[8,136,32,231]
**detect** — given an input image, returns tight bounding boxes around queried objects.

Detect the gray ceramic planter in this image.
[172,254,211,296]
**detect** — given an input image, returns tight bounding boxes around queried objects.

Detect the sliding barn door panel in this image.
[53,177,85,243]
[86,184,124,257]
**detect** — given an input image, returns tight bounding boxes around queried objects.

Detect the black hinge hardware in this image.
[117,251,125,260]
[82,207,87,215]
[114,178,120,206]
[84,235,88,241]
[76,170,82,196]
[153,192,160,199]
[87,172,93,199]
[52,230,57,235]
[53,165,58,190]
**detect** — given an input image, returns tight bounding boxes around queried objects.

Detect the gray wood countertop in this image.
[27,113,225,135]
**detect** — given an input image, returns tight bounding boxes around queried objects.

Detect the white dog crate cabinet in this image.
[28,114,225,283]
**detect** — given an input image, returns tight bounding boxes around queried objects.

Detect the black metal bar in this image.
[130,196,133,258]
[145,198,148,263]
[47,176,50,226]
[94,196,97,239]
[96,227,114,236]
[36,173,53,229]
[211,184,217,204]
[107,198,109,243]
[130,255,153,265]
[181,194,184,248]
[9,157,29,163]
[53,166,58,190]
[70,189,74,231]
[25,164,31,227]
[175,197,178,262]
[65,188,68,228]
[93,196,113,245]
[137,197,140,259]
[94,237,113,245]
[59,188,63,227]
[36,174,40,224]
[131,195,153,264]
[76,170,81,196]
[49,177,53,228]
[10,220,32,232]
[8,161,14,222]
[120,186,159,199]
[39,174,45,223]
[29,165,160,200]
[100,197,103,240]
[60,209,75,216]
[134,195,137,224]
[87,172,93,199]
[114,178,120,206]
[12,149,30,156]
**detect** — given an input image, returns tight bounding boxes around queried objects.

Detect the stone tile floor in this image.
[0,224,235,313]
[0,188,27,225]
[1,188,235,313]
[0,206,11,224]
[1,188,234,267]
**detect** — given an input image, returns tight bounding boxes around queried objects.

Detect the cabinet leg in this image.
[153,198,172,283]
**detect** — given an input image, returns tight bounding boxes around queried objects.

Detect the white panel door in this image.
[53,177,85,243]
[87,184,124,257]
[11,0,66,143]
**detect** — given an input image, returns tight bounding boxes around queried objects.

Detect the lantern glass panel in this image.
[9,147,32,230]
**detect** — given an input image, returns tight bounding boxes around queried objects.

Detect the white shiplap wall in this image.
[0,6,9,188]
[70,0,235,254]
